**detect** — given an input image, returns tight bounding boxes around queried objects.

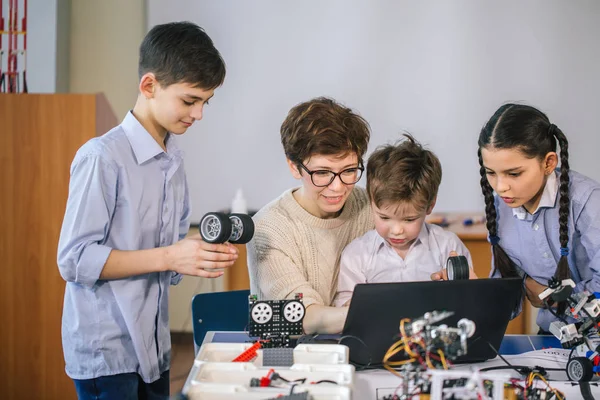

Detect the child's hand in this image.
[524,277,547,308]
[165,233,239,278]
[431,269,448,281]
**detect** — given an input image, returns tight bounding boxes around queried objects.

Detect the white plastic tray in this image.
[188,362,354,387]
[183,342,354,399]
[195,343,349,365]
[185,383,352,400]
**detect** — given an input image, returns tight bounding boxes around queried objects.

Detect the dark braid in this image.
[479,148,497,237]
[552,124,571,282]
[478,148,520,278]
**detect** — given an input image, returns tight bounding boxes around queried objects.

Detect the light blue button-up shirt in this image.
[57,111,190,383]
[493,170,600,332]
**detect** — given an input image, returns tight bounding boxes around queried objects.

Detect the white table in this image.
[197,332,600,399]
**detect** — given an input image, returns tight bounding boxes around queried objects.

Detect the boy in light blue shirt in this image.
[57,22,237,399]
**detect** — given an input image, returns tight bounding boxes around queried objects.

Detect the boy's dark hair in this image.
[478,104,571,310]
[139,21,226,89]
[280,97,370,166]
[367,134,442,212]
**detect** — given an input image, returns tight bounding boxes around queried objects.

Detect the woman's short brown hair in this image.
[367,134,442,212]
[280,97,370,164]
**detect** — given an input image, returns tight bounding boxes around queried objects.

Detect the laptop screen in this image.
[340,277,523,366]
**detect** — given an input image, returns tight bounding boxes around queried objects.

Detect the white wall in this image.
[147,0,600,223]
[27,0,59,92]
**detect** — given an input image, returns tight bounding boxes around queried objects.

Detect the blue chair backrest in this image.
[191,289,250,351]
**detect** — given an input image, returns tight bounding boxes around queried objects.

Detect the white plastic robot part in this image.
[457,318,476,338]
[583,298,600,318]
[538,278,576,301]
[557,323,581,343]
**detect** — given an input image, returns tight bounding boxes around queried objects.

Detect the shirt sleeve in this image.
[178,174,192,241]
[171,173,191,285]
[57,153,117,288]
[573,188,600,294]
[455,237,473,269]
[334,239,367,307]
[441,232,474,271]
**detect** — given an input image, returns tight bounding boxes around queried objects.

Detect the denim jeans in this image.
[73,370,170,400]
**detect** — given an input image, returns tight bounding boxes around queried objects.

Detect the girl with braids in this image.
[475,103,600,333]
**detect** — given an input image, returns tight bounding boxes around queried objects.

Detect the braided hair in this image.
[478,104,571,287]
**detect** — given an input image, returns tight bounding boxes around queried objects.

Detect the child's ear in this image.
[287,159,302,179]
[544,152,559,174]
[139,73,158,99]
[426,197,437,215]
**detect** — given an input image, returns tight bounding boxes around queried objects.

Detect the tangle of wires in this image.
[383,317,455,377]
[380,316,463,400]
[503,371,566,400]
[249,368,339,396]
[476,337,566,400]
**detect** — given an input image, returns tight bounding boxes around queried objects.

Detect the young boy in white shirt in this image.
[334,134,476,307]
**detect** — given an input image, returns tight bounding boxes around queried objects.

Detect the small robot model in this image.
[538,277,600,381]
[247,294,305,348]
[391,310,476,362]
[383,311,476,398]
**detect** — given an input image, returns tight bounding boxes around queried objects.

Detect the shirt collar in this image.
[512,170,558,220]
[122,111,181,164]
[375,222,431,252]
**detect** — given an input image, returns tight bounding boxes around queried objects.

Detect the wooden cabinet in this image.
[0,94,117,400]
[224,244,250,292]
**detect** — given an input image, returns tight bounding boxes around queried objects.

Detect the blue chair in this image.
[191,289,250,354]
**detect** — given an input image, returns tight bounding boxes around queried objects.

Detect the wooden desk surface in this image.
[428,213,488,241]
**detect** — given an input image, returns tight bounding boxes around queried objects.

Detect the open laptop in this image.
[340,277,523,366]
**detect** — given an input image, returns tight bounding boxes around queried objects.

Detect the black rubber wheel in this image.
[446,255,470,280]
[228,214,255,244]
[566,357,594,382]
[199,212,232,244]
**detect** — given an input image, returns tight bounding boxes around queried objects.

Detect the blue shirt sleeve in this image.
[57,153,117,288]
[178,175,192,241]
[574,188,600,294]
[171,173,191,285]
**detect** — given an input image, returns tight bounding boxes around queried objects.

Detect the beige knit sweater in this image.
[247,187,374,307]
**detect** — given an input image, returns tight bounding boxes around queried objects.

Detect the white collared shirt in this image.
[512,171,558,220]
[334,223,472,306]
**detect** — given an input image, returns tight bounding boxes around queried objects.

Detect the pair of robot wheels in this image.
[250,300,305,324]
[199,212,254,244]
[446,255,470,280]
